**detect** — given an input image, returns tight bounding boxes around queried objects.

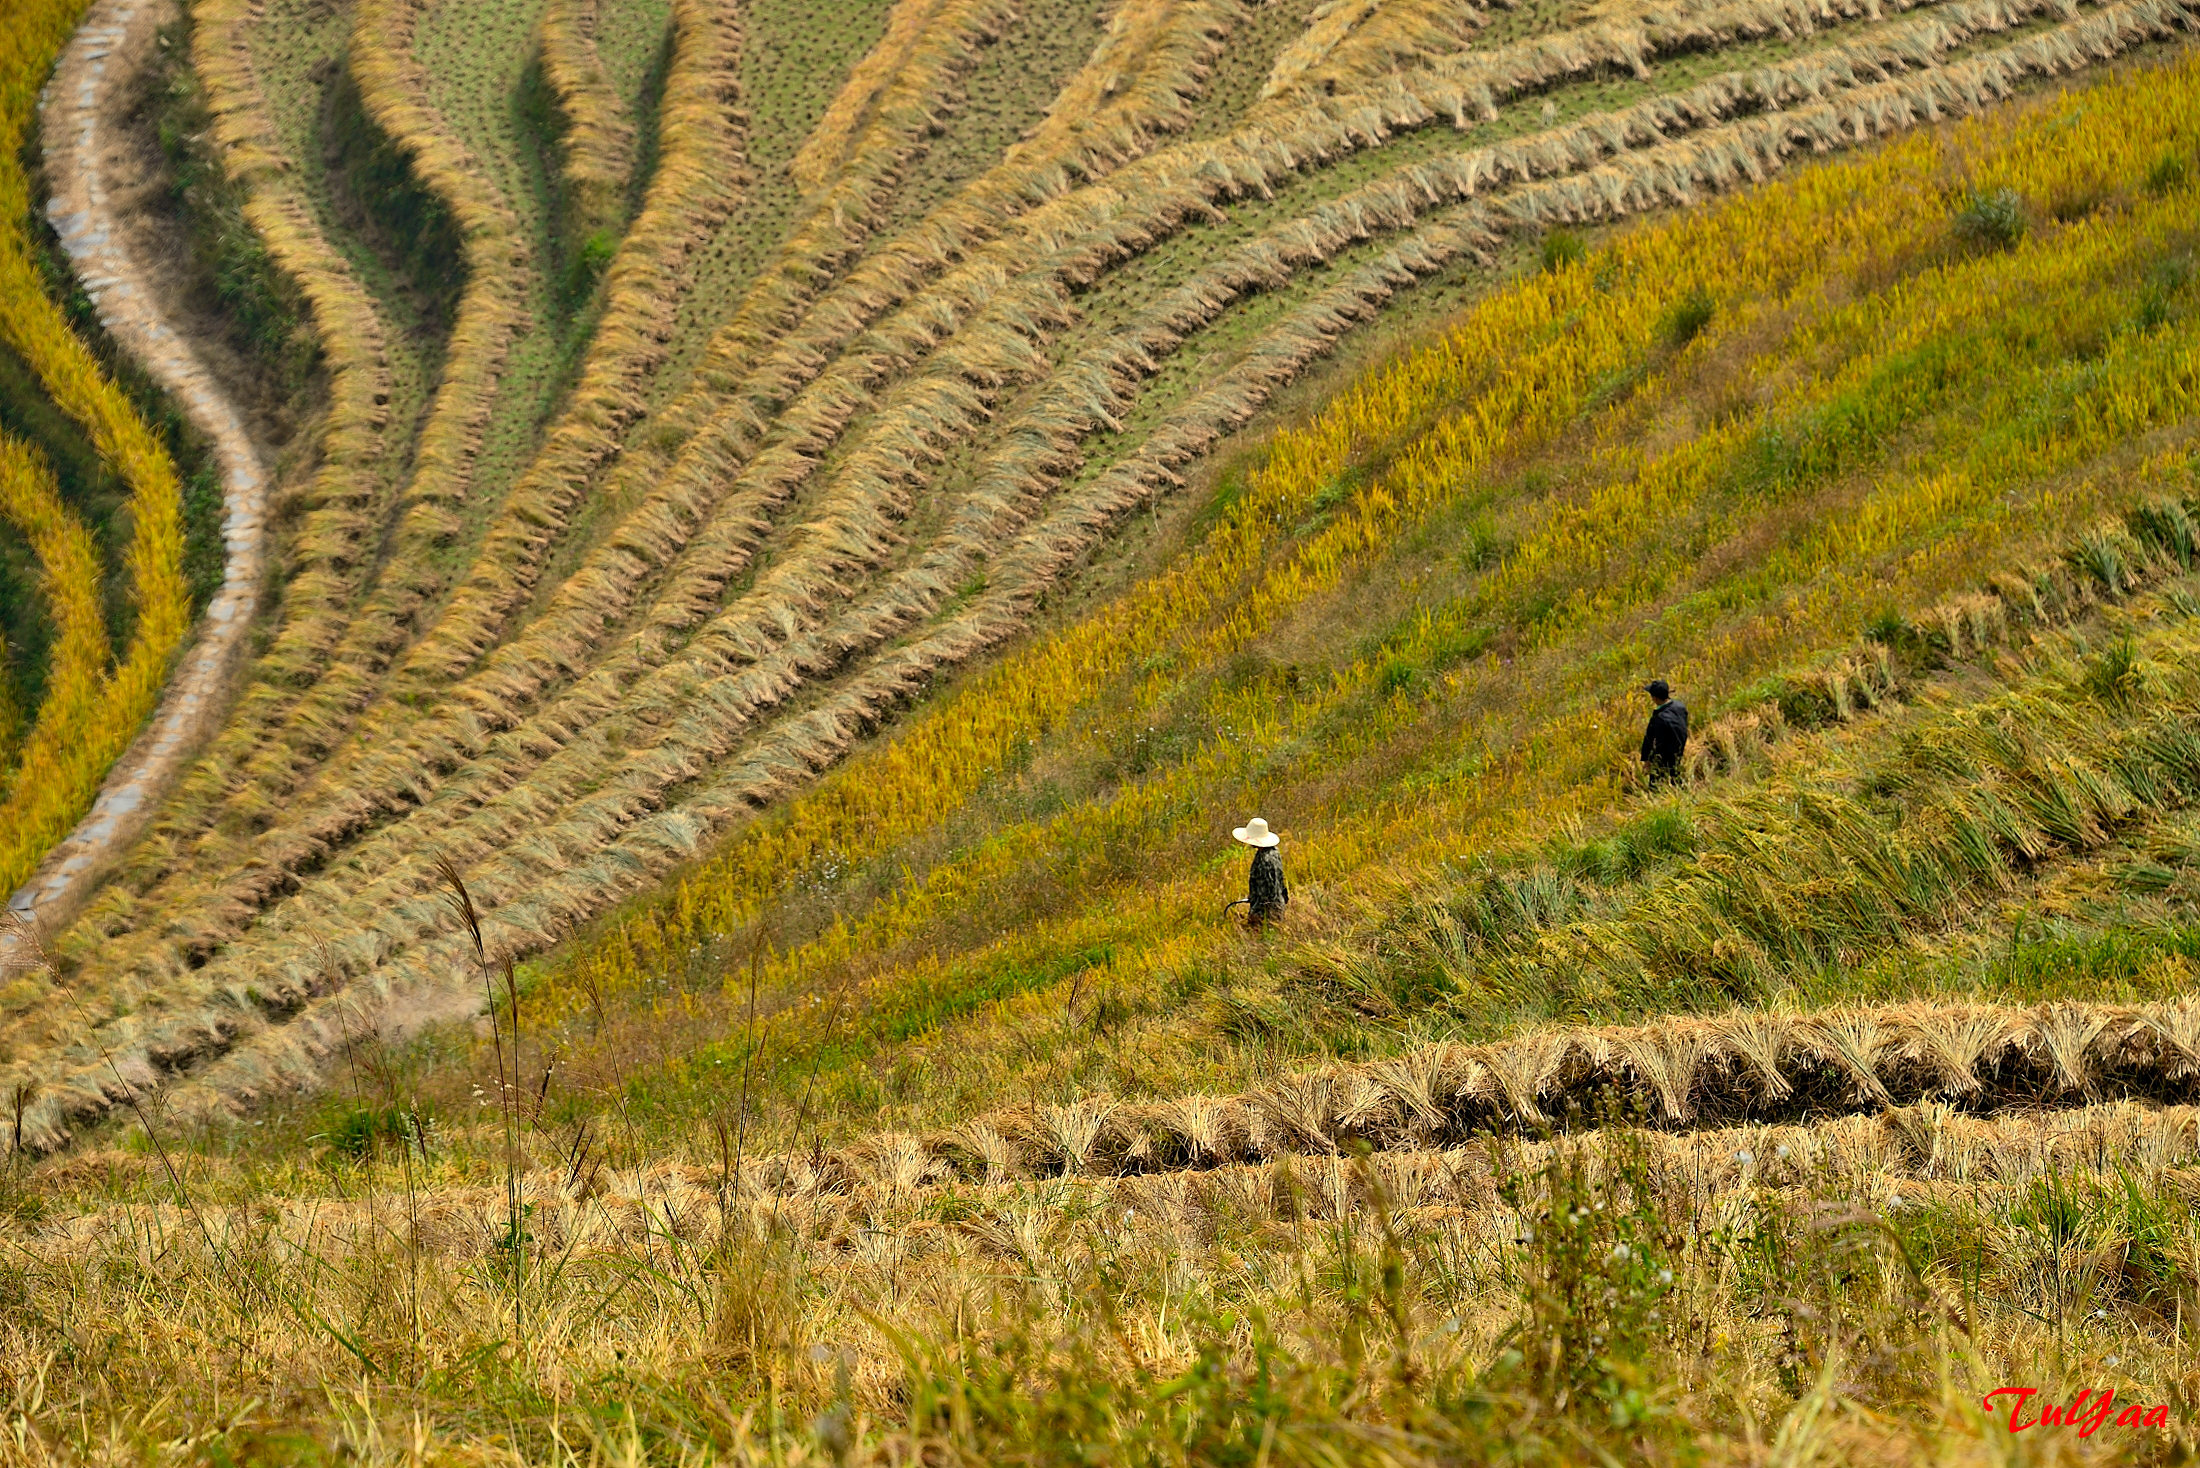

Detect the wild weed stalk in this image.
[438,856,525,1342]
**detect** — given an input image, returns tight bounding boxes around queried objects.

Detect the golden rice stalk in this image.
[538,0,639,240]
[132,244,1080,972]
[0,432,109,824]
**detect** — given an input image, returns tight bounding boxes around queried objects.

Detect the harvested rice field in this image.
[2,0,2200,1458]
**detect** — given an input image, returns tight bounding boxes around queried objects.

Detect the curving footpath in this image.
[6,0,268,936]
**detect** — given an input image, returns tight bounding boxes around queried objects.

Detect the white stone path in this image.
[7,0,268,935]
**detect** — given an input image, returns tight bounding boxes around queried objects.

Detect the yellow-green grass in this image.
[0,434,105,806]
[6,1071,2198,1461]
[0,630,18,767]
[26,573,2200,1451]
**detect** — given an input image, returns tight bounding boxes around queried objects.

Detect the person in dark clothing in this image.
[1640,679,1689,785]
[1229,816,1290,925]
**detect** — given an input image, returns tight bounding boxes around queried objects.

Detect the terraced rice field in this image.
[11,0,2199,1138]
[3,0,2200,1457]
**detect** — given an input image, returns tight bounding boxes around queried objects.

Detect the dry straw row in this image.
[1260,0,1491,107]
[651,0,1231,464]
[287,0,2032,833]
[24,1096,2200,1269]
[784,1000,2200,1189]
[396,0,747,687]
[537,0,638,242]
[755,1101,2200,1234]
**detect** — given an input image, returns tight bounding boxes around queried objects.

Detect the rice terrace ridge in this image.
[3,0,2200,1457]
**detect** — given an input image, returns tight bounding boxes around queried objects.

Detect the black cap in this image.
[1643,679,1670,699]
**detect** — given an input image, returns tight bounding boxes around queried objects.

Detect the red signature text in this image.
[1982,1388,2170,1435]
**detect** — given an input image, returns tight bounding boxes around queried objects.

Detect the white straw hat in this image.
[1232,816,1280,848]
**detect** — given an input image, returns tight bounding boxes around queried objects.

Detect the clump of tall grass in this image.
[1952,184,2026,250]
[1540,227,1585,272]
[1654,286,1714,348]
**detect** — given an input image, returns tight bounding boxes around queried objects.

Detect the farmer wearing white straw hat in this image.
[1226,817,1289,926]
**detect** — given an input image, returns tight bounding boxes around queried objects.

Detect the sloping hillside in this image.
[4,0,2194,1137]
[1,0,2199,1460]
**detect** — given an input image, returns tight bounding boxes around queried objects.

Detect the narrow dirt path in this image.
[6,0,269,934]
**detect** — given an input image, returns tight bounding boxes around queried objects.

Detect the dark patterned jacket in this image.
[1249,846,1289,920]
